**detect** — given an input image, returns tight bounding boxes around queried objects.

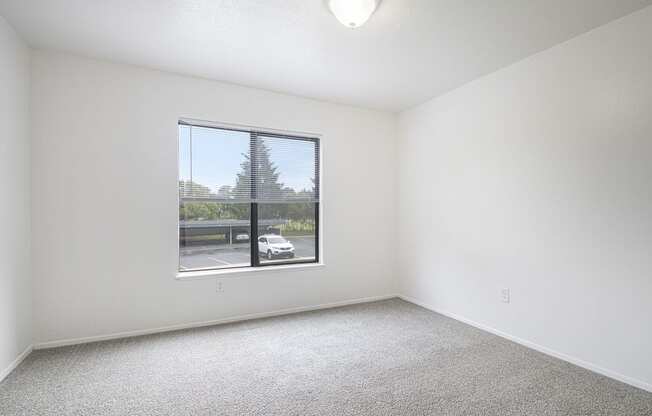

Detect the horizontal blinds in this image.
[253,134,319,203]
[179,125,319,204]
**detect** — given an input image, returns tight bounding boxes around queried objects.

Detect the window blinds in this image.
[179,124,320,204]
[252,133,319,203]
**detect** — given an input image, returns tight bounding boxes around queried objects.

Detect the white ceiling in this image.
[1,0,651,112]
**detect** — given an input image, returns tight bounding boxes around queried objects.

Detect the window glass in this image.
[258,203,316,264]
[179,202,250,271]
[178,126,251,271]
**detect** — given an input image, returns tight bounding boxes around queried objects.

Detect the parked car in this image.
[258,234,295,260]
[235,233,249,242]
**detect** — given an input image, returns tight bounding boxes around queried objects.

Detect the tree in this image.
[179,181,247,221]
[233,139,284,200]
[216,185,233,199]
[178,180,214,199]
[180,140,316,231]
[233,140,287,220]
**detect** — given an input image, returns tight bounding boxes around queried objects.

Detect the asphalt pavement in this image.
[179,235,316,270]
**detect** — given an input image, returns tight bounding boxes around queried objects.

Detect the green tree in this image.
[233,140,284,200]
[233,140,287,220]
[179,180,214,199]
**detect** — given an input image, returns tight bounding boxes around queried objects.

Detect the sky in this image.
[179,125,315,193]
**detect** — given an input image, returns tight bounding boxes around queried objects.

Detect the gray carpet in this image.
[1,299,651,415]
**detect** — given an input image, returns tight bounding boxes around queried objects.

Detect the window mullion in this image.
[250,132,259,267]
[314,139,320,263]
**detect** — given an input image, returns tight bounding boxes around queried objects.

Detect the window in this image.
[178,120,320,273]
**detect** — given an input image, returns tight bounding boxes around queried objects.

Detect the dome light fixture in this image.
[327,0,381,29]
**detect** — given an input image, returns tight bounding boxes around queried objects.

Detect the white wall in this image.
[398,6,652,389]
[0,16,31,375]
[30,51,397,344]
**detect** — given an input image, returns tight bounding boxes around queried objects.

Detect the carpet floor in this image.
[1,299,651,415]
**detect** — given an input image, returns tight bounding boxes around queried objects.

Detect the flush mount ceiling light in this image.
[327,0,381,29]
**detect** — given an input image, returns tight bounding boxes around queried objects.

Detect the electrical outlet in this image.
[501,288,510,303]
[216,281,224,293]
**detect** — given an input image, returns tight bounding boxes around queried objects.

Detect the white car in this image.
[258,234,295,260]
[235,233,249,242]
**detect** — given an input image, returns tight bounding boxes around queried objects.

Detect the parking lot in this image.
[180,235,316,270]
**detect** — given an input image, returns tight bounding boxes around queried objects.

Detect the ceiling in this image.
[1,0,651,112]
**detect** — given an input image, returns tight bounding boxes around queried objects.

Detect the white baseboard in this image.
[34,294,399,350]
[0,345,33,383]
[398,294,652,394]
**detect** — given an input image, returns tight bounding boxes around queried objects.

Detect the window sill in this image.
[176,262,325,281]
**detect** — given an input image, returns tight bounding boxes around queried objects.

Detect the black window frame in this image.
[178,120,320,273]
